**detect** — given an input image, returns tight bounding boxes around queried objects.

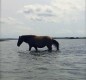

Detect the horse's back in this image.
[33,36,52,43]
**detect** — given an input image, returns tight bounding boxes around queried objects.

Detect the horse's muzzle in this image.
[17,43,20,47]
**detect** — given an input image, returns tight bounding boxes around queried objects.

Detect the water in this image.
[0,39,86,80]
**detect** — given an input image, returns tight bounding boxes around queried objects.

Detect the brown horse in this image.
[17,35,59,51]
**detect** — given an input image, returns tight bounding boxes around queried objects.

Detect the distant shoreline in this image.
[0,37,86,41]
[0,38,18,41]
[53,37,86,39]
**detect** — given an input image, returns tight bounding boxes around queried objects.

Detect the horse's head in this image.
[17,36,23,47]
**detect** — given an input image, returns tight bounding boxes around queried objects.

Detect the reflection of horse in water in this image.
[17,35,59,52]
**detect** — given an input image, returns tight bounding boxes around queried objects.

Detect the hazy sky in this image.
[0,0,86,38]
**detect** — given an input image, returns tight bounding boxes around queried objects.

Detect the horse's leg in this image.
[47,45,52,51]
[34,46,38,52]
[29,46,32,51]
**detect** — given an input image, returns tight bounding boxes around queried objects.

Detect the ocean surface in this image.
[0,39,86,80]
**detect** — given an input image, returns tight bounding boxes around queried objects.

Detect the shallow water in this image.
[0,39,86,80]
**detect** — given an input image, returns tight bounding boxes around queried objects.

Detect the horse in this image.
[17,35,59,52]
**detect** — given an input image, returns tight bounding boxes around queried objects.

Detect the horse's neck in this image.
[23,38,28,43]
[23,37,31,43]
[22,36,35,43]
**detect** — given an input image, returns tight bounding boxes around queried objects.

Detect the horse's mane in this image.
[21,35,36,38]
[20,35,52,39]
[18,35,36,41]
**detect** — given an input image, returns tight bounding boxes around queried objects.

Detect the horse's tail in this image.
[52,39,59,50]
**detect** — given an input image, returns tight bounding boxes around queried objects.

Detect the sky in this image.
[0,0,86,38]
